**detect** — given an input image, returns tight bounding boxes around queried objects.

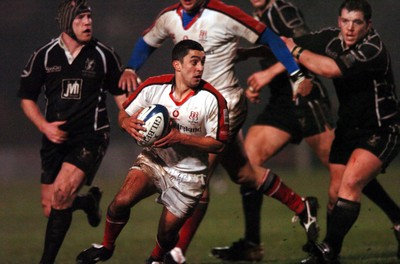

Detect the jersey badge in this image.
[61,79,83,100]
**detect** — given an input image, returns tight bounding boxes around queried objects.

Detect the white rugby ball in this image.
[136,104,170,147]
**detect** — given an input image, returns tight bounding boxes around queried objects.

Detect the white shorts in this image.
[131,152,207,218]
[221,86,247,141]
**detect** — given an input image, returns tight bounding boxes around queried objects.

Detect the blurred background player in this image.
[212,0,400,261]
[17,0,127,263]
[76,39,229,264]
[117,0,319,262]
[211,0,334,260]
[282,0,400,262]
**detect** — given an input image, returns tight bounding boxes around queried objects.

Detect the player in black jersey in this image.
[282,0,400,262]
[17,1,126,263]
[212,0,400,262]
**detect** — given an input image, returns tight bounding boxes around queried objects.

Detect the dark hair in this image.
[339,0,372,21]
[172,40,204,62]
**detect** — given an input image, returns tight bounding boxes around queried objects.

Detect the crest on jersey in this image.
[367,134,381,147]
[83,58,96,77]
[189,111,199,124]
[61,79,83,99]
[199,30,207,43]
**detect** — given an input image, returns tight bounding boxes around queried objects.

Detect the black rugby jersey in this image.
[18,37,125,135]
[295,28,400,129]
[256,0,329,106]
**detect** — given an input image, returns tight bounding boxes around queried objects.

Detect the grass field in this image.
[1,166,399,264]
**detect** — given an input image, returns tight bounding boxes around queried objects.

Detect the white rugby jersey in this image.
[123,74,229,173]
[142,0,266,96]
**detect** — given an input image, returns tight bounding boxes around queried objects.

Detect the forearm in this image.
[295,48,342,78]
[179,134,225,154]
[20,99,48,133]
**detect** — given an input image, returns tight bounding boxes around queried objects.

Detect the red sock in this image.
[150,239,166,261]
[263,173,304,215]
[102,216,127,250]
[175,201,209,254]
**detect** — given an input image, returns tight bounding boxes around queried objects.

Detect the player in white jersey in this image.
[76,40,229,264]
[117,0,318,262]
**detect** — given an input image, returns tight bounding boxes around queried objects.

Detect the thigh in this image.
[245,125,291,165]
[113,168,156,209]
[51,162,86,209]
[339,149,382,202]
[305,127,335,168]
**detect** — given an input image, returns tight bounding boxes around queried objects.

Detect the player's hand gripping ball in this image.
[136,104,170,147]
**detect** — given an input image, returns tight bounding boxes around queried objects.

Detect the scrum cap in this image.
[57,0,91,38]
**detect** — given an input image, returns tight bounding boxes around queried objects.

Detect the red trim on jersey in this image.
[142,0,266,37]
[169,88,195,106]
[201,80,229,143]
[142,3,180,36]
[122,74,174,109]
[206,0,266,35]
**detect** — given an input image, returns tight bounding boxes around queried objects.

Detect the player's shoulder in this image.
[32,37,60,55]
[198,80,227,105]
[142,74,174,87]
[157,2,180,17]
[91,38,119,55]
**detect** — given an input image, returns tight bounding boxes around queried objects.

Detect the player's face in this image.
[180,0,206,13]
[72,12,92,43]
[338,9,371,48]
[179,49,205,88]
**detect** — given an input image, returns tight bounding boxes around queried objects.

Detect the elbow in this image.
[211,142,225,154]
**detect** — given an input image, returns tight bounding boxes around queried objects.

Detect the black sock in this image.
[241,185,263,244]
[363,178,400,224]
[324,198,360,256]
[72,193,93,212]
[39,208,73,264]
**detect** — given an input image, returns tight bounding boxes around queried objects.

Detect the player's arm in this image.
[258,27,312,99]
[118,37,157,92]
[118,108,146,142]
[282,36,342,78]
[154,131,225,154]
[20,99,67,143]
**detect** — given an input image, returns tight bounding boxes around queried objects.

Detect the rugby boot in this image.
[300,242,341,264]
[76,244,113,264]
[211,238,264,261]
[85,186,103,227]
[164,247,186,264]
[293,196,320,252]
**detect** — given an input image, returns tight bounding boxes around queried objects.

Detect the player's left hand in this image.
[152,127,181,148]
[290,70,313,100]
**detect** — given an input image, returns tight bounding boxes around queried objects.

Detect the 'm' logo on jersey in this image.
[61,79,82,100]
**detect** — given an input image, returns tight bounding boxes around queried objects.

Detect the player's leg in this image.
[77,168,157,263]
[173,153,218,256]
[303,151,380,263]
[211,125,291,261]
[40,162,86,264]
[212,132,319,260]
[150,207,188,263]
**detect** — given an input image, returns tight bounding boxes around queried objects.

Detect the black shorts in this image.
[329,124,400,172]
[253,98,335,144]
[40,131,110,185]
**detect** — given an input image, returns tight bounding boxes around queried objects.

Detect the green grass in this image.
[1,167,399,263]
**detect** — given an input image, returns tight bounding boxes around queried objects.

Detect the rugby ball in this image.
[136,104,170,147]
